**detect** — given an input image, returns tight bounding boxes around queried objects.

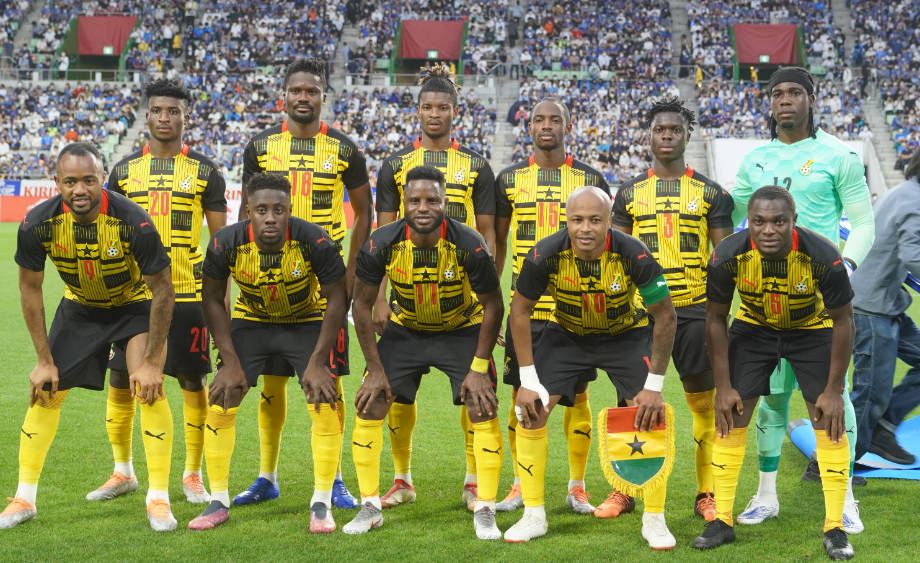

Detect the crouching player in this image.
[189,173,347,532]
[343,166,505,539]
[693,186,855,560]
[506,186,677,548]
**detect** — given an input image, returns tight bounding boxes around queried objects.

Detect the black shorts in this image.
[229,319,323,387]
[503,316,595,387]
[534,323,652,407]
[377,321,497,406]
[727,321,833,404]
[258,319,350,378]
[48,299,150,391]
[673,304,711,380]
[109,301,211,377]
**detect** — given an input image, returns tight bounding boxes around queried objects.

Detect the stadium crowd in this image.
[0,81,137,179]
[696,76,868,140]
[511,76,679,185]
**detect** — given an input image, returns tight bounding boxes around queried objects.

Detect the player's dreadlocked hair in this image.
[417,62,459,106]
[767,66,817,140]
[646,97,696,132]
[284,58,327,89]
[144,78,192,107]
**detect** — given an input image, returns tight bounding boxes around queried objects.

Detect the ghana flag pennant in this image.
[597,404,675,499]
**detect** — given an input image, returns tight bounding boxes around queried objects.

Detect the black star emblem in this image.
[586,279,598,290]
[766,280,781,291]
[541,188,555,199]
[662,199,675,210]
[295,156,307,168]
[626,434,646,456]
[420,270,433,281]
[79,246,94,257]
[155,177,167,187]
[266,271,277,281]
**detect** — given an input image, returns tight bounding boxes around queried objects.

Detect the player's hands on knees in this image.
[355,365,392,415]
[302,361,338,412]
[130,362,165,405]
[461,370,498,418]
[209,359,248,411]
[29,362,59,406]
[814,390,846,443]
[632,389,664,431]
[714,387,743,438]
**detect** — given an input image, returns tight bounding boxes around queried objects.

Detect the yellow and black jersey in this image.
[108,144,227,302]
[356,218,500,332]
[202,217,345,324]
[375,137,495,226]
[516,229,664,336]
[242,120,369,247]
[495,154,610,320]
[15,191,170,307]
[707,227,854,330]
[613,167,733,309]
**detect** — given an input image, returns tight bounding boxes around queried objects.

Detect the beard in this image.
[406,212,444,235]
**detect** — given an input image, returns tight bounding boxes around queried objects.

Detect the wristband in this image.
[643,372,665,392]
[519,365,540,388]
[470,356,490,373]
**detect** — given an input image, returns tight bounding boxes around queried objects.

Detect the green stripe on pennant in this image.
[611,457,665,485]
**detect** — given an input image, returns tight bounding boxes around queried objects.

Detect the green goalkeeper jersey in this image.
[731,129,874,265]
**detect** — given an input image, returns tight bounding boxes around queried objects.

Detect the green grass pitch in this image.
[0,223,917,560]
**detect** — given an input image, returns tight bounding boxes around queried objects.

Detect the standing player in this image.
[731,67,873,533]
[494,98,609,515]
[693,186,855,560]
[235,57,373,508]
[343,166,505,539]
[613,98,734,521]
[1,143,176,531]
[189,174,347,532]
[374,64,496,509]
[88,78,227,506]
[506,187,677,547]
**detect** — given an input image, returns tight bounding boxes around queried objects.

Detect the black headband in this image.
[768,67,815,95]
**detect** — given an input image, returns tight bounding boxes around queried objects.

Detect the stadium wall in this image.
[707,139,889,197]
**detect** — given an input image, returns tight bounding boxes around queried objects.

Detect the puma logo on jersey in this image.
[388,425,400,435]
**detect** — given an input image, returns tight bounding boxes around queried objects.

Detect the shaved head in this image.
[567,186,612,214]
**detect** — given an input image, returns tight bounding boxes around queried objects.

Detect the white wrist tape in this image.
[643,372,665,392]
[519,365,550,407]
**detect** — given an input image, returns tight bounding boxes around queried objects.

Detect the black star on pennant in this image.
[626,434,646,456]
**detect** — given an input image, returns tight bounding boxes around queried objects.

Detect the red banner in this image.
[78,15,138,56]
[400,20,466,60]
[733,23,798,65]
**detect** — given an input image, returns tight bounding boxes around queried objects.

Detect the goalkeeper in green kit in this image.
[729,67,874,536]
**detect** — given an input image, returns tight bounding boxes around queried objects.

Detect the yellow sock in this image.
[182,388,208,473]
[644,479,668,513]
[712,426,747,525]
[507,388,519,478]
[335,376,346,474]
[204,404,238,493]
[515,425,548,507]
[388,402,416,476]
[259,374,288,474]
[138,395,173,492]
[310,404,342,491]
[105,386,135,465]
[564,391,591,482]
[815,432,850,532]
[352,417,385,498]
[471,418,502,501]
[686,389,716,493]
[461,405,477,476]
[19,390,69,484]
